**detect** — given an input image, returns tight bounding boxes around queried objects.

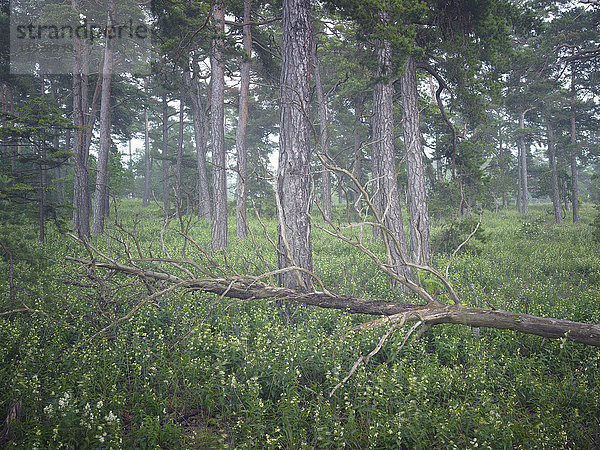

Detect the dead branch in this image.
[65,255,600,347]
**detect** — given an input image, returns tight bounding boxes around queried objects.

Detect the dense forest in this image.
[1,0,600,447]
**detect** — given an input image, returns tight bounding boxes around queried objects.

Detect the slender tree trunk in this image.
[58,129,70,205]
[498,126,507,209]
[39,76,46,243]
[570,141,579,223]
[372,35,411,281]
[161,94,170,213]
[176,79,185,216]
[518,109,529,217]
[545,115,562,224]
[277,0,313,291]
[312,41,332,222]
[211,0,228,251]
[401,56,431,264]
[184,70,211,221]
[91,1,115,235]
[516,144,522,214]
[570,80,580,223]
[235,0,252,239]
[563,177,570,212]
[351,98,364,205]
[143,78,151,207]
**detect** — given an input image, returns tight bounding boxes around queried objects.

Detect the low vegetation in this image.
[1,202,599,448]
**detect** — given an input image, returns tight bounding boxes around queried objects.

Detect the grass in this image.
[0,202,599,448]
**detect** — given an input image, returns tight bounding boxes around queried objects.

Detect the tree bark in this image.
[67,256,600,348]
[211,0,228,251]
[518,109,529,217]
[71,0,90,238]
[498,125,507,209]
[401,56,431,264]
[545,115,562,224]
[277,0,313,291]
[372,36,411,281]
[91,0,115,235]
[235,0,252,239]
[516,144,522,214]
[350,98,364,205]
[312,41,332,222]
[570,61,580,224]
[143,77,151,207]
[39,78,46,244]
[184,70,211,221]
[176,79,185,216]
[162,93,170,213]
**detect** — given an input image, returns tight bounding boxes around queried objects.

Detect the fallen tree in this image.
[66,253,600,347]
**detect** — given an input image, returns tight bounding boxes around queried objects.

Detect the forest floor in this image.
[1,202,599,448]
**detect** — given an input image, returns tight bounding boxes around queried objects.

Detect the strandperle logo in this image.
[10,0,153,75]
[14,19,150,43]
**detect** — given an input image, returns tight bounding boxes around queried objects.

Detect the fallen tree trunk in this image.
[66,256,600,347]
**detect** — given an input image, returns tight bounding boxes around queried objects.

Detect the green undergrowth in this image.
[1,202,599,448]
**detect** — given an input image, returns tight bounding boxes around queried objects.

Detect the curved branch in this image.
[416,62,459,177]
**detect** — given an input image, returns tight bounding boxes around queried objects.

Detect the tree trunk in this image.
[277,0,313,291]
[162,94,170,214]
[91,1,115,235]
[570,62,580,224]
[184,70,211,221]
[571,143,579,223]
[235,0,252,239]
[143,78,151,207]
[350,98,364,205]
[71,0,90,238]
[312,41,332,222]
[518,109,529,217]
[176,79,185,216]
[69,256,600,348]
[372,35,411,282]
[498,125,507,209]
[545,115,562,224]
[516,144,522,214]
[211,0,228,251]
[401,56,431,264]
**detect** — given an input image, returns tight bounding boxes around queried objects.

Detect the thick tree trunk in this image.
[235,0,252,239]
[71,1,90,238]
[91,1,115,235]
[372,36,411,281]
[401,56,431,264]
[277,0,313,291]
[161,94,170,213]
[184,70,211,221]
[546,115,562,224]
[143,78,151,207]
[312,42,332,222]
[68,256,600,348]
[211,0,228,251]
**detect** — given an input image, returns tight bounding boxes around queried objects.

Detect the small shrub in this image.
[432,216,487,255]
